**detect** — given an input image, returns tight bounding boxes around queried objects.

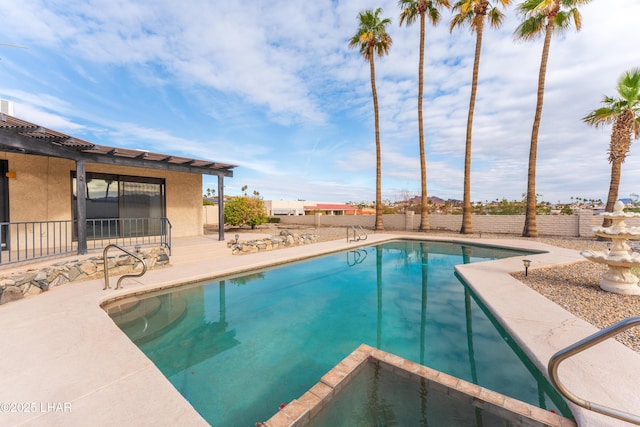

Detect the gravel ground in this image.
[234,225,639,352]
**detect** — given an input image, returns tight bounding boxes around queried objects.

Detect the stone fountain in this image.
[581,201,640,295]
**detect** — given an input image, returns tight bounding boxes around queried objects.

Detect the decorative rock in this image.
[26,284,42,297]
[79,262,97,275]
[67,266,83,282]
[146,257,157,269]
[34,280,49,291]
[15,273,37,285]
[116,254,131,266]
[0,286,23,304]
[229,233,319,255]
[49,274,69,287]
[0,247,169,306]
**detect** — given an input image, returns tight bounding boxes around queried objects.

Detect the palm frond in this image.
[553,11,573,32]
[514,14,546,40]
[398,0,419,27]
[427,7,442,25]
[451,0,509,32]
[570,8,582,30]
[517,0,547,15]
[349,8,393,60]
[561,0,591,7]
[449,11,472,31]
[488,7,506,28]
[584,68,640,135]
[583,107,617,128]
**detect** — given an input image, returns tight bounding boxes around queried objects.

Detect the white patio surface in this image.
[0,232,638,426]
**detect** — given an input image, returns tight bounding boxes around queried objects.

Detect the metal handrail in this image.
[346,225,368,243]
[103,244,147,290]
[0,217,172,266]
[346,249,368,266]
[548,316,640,425]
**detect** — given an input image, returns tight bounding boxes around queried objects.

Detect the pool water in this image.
[307,361,525,427]
[106,240,570,426]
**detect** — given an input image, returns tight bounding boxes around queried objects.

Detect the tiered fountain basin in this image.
[581,201,640,295]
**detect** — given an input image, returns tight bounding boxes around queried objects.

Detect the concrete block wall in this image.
[276,211,608,238]
[211,207,640,239]
[203,205,219,225]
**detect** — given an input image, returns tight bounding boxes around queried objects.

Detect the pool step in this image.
[108,295,187,343]
[108,297,162,329]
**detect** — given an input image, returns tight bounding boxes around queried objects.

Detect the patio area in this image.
[0,232,638,426]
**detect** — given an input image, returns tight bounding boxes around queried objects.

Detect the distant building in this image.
[264,200,305,216]
[304,203,358,216]
[264,200,360,216]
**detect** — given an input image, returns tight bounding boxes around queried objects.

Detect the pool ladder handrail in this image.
[548,316,640,425]
[103,244,148,290]
[347,225,368,243]
[347,249,368,266]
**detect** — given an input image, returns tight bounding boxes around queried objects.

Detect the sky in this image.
[0,1,638,205]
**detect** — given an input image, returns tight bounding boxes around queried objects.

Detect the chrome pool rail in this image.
[346,225,368,243]
[103,244,147,290]
[346,248,368,266]
[548,316,640,425]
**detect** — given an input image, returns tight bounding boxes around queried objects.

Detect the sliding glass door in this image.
[72,172,165,239]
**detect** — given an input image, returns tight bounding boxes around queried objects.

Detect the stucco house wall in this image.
[0,153,203,238]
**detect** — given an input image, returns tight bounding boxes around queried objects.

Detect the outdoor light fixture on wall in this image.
[5,171,16,179]
[523,259,532,277]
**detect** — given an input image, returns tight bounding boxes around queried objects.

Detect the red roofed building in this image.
[304,203,358,216]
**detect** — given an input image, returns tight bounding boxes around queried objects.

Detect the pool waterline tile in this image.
[264,344,577,427]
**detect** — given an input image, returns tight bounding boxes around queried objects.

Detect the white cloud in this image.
[1,0,638,203]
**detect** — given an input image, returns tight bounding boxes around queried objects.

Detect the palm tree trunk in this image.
[603,160,622,228]
[523,20,554,238]
[461,16,485,235]
[370,47,384,230]
[418,13,429,231]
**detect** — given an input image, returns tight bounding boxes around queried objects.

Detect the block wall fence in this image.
[203,206,640,238]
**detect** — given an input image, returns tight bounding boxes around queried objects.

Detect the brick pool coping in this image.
[263,344,576,427]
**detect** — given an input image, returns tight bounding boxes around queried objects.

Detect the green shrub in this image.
[560,205,574,215]
[224,196,268,229]
[268,217,281,223]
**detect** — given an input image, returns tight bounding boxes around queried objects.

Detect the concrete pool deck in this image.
[0,233,638,426]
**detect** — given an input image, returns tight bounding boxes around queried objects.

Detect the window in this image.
[72,172,166,238]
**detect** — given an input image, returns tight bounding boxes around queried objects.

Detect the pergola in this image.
[0,113,236,252]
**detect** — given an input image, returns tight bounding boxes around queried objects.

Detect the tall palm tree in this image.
[583,68,640,227]
[450,0,510,234]
[349,8,393,231]
[398,0,451,232]
[515,0,591,237]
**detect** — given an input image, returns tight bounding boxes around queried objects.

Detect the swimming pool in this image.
[105,240,570,425]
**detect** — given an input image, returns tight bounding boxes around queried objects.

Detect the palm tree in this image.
[349,8,393,231]
[583,68,640,227]
[450,0,510,234]
[515,0,591,237]
[398,0,451,232]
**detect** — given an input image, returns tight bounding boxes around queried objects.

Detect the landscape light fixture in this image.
[235,234,239,244]
[523,259,532,276]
